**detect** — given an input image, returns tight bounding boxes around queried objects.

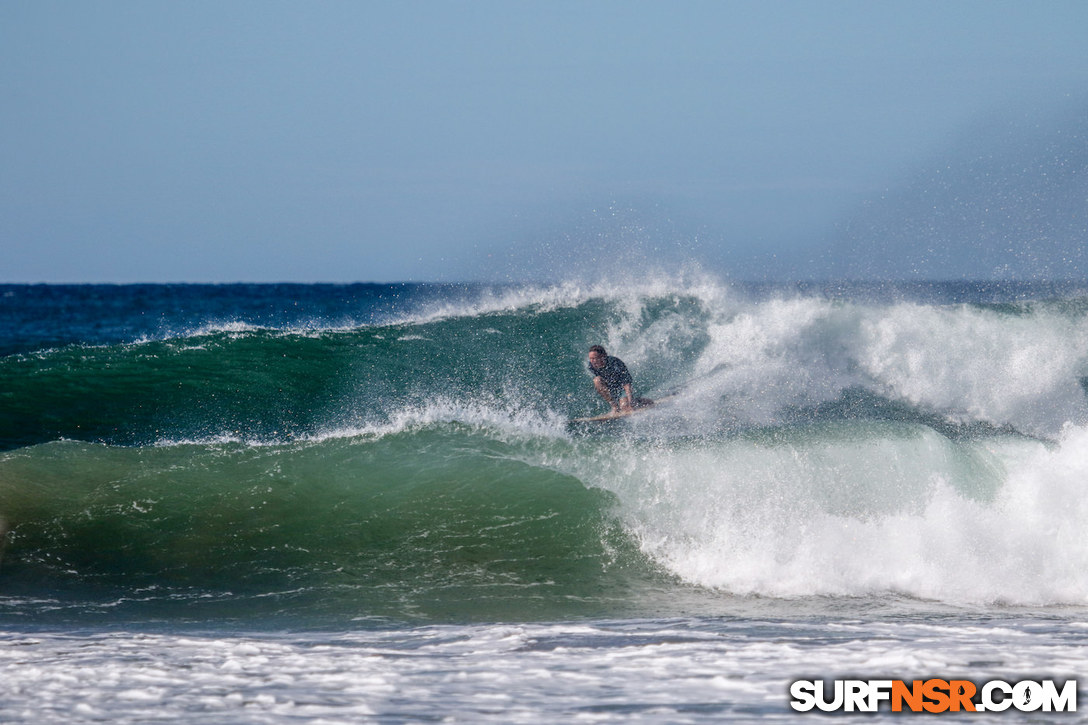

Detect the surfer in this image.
[587,345,637,413]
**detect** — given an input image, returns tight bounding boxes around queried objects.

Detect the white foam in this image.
[2,618,1084,723]
[587,422,1088,606]
[856,302,1088,434]
[355,397,571,442]
[672,294,1088,436]
[684,296,852,425]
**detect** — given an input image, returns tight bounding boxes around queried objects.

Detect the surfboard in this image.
[570,407,646,423]
[569,396,672,423]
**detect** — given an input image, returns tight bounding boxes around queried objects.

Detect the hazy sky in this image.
[3,1,1087,283]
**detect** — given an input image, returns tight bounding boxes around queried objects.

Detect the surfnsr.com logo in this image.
[790,678,1077,713]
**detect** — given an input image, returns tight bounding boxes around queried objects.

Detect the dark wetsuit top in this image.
[588,355,633,398]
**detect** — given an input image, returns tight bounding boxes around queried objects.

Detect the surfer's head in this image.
[588,345,607,368]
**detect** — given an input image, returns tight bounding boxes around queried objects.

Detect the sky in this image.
[3,0,1087,283]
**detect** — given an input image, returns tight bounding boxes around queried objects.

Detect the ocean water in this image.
[2,278,1087,722]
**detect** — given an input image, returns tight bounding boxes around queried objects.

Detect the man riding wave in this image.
[587,345,643,413]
